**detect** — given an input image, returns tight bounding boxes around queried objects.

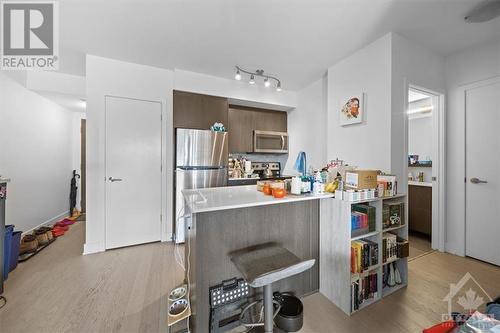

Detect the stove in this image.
[227,162,292,186]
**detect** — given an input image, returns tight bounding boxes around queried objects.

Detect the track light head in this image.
[235,66,281,90]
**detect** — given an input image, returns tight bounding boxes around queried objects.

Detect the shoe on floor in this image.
[38,226,54,241]
[54,222,70,229]
[52,227,65,237]
[20,235,39,254]
[34,228,49,245]
[59,218,75,225]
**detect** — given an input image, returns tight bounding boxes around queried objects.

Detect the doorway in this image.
[105,96,163,249]
[406,85,445,256]
[464,77,500,266]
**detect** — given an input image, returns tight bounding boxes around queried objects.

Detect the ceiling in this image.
[38,91,86,113]
[58,0,500,90]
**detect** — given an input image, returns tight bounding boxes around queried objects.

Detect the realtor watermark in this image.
[442,272,493,321]
[1,0,59,70]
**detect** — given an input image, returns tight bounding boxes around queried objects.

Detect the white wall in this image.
[0,73,74,233]
[408,116,433,160]
[285,76,328,175]
[408,114,433,183]
[391,33,445,191]
[326,32,449,251]
[327,34,393,171]
[85,55,174,254]
[444,37,500,256]
[26,71,86,97]
[174,69,297,110]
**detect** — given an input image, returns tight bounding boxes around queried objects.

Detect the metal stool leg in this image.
[263,284,273,333]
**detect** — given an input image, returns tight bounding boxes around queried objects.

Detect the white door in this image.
[105,96,162,249]
[465,78,500,266]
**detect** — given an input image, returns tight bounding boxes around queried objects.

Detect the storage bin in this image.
[397,238,409,258]
[3,224,14,280]
[274,293,303,332]
[9,231,21,272]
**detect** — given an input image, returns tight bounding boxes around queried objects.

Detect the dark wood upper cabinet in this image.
[228,105,287,153]
[173,91,228,130]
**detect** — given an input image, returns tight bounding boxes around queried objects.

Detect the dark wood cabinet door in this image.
[408,185,432,235]
[228,107,256,153]
[228,106,287,153]
[254,110,287,132]
[173,91,228,130]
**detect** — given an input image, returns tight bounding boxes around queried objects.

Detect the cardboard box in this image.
[345,170,379,190]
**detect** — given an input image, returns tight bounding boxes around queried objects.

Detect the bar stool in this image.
[230,243,315,333]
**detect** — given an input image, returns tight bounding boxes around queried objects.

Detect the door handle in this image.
[280,135,285,150]
[109,177,123,182]
[470,177,487,184]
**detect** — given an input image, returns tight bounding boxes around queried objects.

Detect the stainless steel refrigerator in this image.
[174,129,228,243]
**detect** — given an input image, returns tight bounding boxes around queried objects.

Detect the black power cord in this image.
[0,296,6,309]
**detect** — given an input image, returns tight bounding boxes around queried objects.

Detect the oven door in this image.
[253,130,289,153]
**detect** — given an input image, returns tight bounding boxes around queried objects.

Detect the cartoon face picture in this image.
[340,94,363,126]
[342,97,360,119]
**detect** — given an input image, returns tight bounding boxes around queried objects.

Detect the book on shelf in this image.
[351,211,369,237]
[382,232,409,263]
[382,202,405,229]
[351,239,379,274]
[382,233,398,263]
[351,272,378,312]
[377,175,397,197]
[352,204,376,232]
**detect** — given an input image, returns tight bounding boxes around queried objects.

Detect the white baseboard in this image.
[22,211,69,236]
[83,241,105,255]
[162,233,173,242]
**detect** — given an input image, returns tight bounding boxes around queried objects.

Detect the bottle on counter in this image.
[291,177,302,195]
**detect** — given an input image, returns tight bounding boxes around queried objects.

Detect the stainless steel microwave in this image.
[253,130,289,153]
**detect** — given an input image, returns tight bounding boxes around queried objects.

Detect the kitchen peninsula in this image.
[182,185,334,331]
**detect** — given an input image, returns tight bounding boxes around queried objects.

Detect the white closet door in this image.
[465,78,500,266]
[105,96,162,249]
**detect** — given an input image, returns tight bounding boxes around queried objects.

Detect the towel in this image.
[294,151,307,176]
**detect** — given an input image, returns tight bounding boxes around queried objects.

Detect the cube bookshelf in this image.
[319,194,408,315]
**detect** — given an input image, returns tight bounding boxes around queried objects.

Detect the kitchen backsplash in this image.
[229,153,290,174]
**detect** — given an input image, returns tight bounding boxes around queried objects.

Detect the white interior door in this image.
[105,96,162,249]
[465,78,500,266]
[431,94,440,250]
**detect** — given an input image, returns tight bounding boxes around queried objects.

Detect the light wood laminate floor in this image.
[408,233,433,260]
[1,221,499,333]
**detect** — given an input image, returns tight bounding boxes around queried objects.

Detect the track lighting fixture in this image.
[234,66,282,91]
